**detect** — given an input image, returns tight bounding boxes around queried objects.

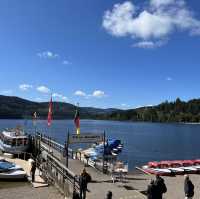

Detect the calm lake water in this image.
[1,119,200,171]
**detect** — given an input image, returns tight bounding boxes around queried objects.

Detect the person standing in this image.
[184,175,194,199]
[79,174,87,199]
[79,168,91,199]
[147,179,156,199]
[31,160,36,182]
[154,175,167,199]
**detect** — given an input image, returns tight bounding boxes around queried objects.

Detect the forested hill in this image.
[0,95,200,123]
[103,98,200,123]
[0,95,118,119]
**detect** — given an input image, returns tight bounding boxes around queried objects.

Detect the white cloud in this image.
[133,40,166,49]
[135,104,154,109]
[166,77,173,81]
[1,90,13,95]
[74,90,87,97]
[102,0,200,48]
[36,86,50,94]
[52,93,68,102]
[92,90,106,98]
[35,97,42,102]
[19,84,33,91]
[52,93,63,98]
[74,90,107,99]
[61,96,68,102]
[37,51,59,59]
[150,0,178,8]
[62,60,71,65]
[145,104,154,107]
[121,103,130,107]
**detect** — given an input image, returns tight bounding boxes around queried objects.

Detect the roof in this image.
[1,130,28,139]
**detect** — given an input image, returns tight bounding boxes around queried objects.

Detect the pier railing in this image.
[34,132,112,174]
[32,133,80,197]
[44,153,80,196]
[36,133,73,157]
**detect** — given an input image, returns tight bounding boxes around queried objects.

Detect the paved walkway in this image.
[41,142,146,199]
[0,181,64,199]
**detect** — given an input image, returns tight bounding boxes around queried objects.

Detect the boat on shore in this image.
[0,159,26,180]
[82,138,123,160]
[137,159,200,176]
[0,127,29,154]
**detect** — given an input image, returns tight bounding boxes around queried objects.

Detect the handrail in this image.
[45,153,80,193]
[37,133,73,155]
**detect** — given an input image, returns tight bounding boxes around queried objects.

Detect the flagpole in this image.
[66,131,69,168]
[48,94,53,154]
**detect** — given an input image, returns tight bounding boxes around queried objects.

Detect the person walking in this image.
[184,175,194,199]
[154,175,167,199]
[147,179,156,199]
[31,160,36,182]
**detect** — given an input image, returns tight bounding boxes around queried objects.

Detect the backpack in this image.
[161,182,167,193]
[189,181,194,197]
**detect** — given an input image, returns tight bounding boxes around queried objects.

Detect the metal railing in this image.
[36,133,73,157]
[33,133,80,197]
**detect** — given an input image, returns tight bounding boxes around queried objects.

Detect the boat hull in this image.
[0,140,29,154]
[0,170,26,180]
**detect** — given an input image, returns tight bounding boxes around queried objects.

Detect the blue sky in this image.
[0,0,200,109]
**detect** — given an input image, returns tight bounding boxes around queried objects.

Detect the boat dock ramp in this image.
[0,133,147,199]
[2,133,200,199]
[34,133,146,199]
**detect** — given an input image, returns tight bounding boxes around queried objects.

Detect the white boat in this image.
[0,160,26,180]
[0,128,29,154]
[168,167,185,174]
[180,166,198,173]
[193,165,200,171]
[142,165,172,176]
[0,170,26,179]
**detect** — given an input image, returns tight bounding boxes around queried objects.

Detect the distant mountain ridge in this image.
[0,95,119,119]
[0,95,200,123]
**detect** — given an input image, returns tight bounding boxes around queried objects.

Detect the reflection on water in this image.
[1,119,200,170]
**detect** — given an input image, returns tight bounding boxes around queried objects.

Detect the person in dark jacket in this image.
[79,174,87,199]
[31,160,36,182]
[147,179,156,199]
[184,175,194,199]
[79,168,91,199]
[106,191,112,199]
[154,175,167,199]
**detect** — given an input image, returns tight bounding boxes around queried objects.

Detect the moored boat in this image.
[0,159,26,180]
[139,159,200,176]
[0,127,29,154]
[0,170,26,180]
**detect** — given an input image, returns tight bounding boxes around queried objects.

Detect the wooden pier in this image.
[30,133,146,199]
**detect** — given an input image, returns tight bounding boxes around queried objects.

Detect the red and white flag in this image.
[47,96,53,127]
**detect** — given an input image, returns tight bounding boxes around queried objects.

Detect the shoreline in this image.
[0,118,200,125]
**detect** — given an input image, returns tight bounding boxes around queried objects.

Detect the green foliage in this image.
[104,98,200,123]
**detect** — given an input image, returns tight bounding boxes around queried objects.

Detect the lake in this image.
[1,119,200,171]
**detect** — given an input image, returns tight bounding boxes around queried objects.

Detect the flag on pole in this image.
[47,96,53,127]
[33,112,37,126]
[74,108,80,135]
